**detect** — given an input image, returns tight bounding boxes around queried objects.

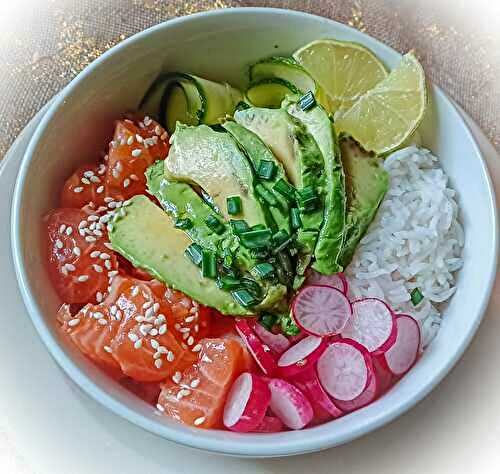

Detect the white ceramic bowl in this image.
[11,8,498,457]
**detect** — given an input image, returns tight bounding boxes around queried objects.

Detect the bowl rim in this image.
[10,7,499,457]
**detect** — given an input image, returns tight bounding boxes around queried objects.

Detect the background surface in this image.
[1,1,500,473]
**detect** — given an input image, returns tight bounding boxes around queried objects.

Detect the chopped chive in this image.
[277,250,294,276]
[175,217,193,230]
[251,224,267,231]
[205,214,225,235]
[240,277,263,295]
[257,160,277,180]
[411,288,424,306]
[250,248,270,259]
[231,289,258,307]
[235,101,250,111]
[256,184,278,206]
[272,229,290,246]
[298,91,316,111]
[273,178,297,201]
[239,228,272,249]
[290,207,302,229]
[297,186,319,212]
[185,243,203,267]
[251,262,275,280]
[216,276,242,291]
[201,250,217,279]
[280,313,301,336]
[230,219,249,235]
[226,196,242,216]
[259,313,277,331]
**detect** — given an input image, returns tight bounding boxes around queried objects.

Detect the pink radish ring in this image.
[277,335,327,377]
[305,270,349,295]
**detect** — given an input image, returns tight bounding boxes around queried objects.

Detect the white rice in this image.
[345,146,464,348]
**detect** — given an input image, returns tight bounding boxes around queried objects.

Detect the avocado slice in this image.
[234,107,326,259]
[222,121,291,234]
[285,99,346,274]
[165,123,268,227]
[338,136,389,268]
[108,195,251,316]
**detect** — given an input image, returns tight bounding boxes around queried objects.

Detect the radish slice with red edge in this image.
[252,416,285,433]
[267,378,313,430]
[317,339,373,401]
[378,314,421,376]
[333,365,378,412]
[223,372,271,432]
[235,319,277,376]
[294,366,344,420]
[305,270,349,295]
[292,285,352,337]
[277,335,327,377]
[342,298,396,354]
[373,357,393,395]
[251,320,291,354]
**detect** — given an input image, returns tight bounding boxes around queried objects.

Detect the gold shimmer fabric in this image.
[1,0,499,159]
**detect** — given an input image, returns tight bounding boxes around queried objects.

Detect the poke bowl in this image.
[11,8,498,457]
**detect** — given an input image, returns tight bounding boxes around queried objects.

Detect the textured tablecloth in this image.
[1,0,499,160]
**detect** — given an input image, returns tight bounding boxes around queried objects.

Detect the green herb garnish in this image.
[298,91,317,111]
[411,287,424,306]
[175,217,193,230]
[297,186,319,212]
[256,184,278,206]
[259,313,278,331]
[216,276,242,291]
[205,214,225,235]
[185,243,203,267]
[273,178,297,201]
[251,262,275,280]
[290,207,302,229]
[230,219,249,235]
[239,228,272,249]
[257,160,277,180]
[279,313,301,336]
[201,250,217,279]
[226,196,242,216]
[231,289,258,307]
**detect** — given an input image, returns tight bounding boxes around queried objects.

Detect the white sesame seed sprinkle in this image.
[194,417,205,426]
[123,178,130,188]
[55,239,63,249]
[131,149,142,157]
[142,301,152,309]
[120,138,126,146]
[112,169,119,179]
[151,340,160,349]
[99,253,110,260]
[90,175,101,183]
[65,263,76,272]
[110,140,118,149]
[83,170,94,178]
[73,187,84,193]
[104,345,112,353]
[179,388,190,397]
[156,403,165,412]
[104,197,113,203]
[145,307,155,319]
[59,224,66,233]
[135,134,143,143]
[93,264,103,273]
[158,324,167,335]
[85,236,97,242]
[127,135,134,145]
[96,185,104,194]
[172,372,182,384]
[73,247,81,256]
[154,125,162,136]
[128,333,138,342]
[174,323,181,331]
[179,327,190,334]
[93,229,103,237]
[104,242,113,250]
[153,302,160,312]
[192,344,202,353]
[68,318,80,327]
[185,316,195,323]
[98,318,107,326]
[61,266,68,276]
[130,174,139,181]
[78,275,89,282]
[167,351,175,362]
[150,328,158,337]
[104,260,113,270]
[134,339,143,349]
[155,314,166,324]
[108,270,118,277]
[155,359,163,369]
[96,292,103,303]
[187,336,195,346]
[144,116,152,126]
[88,214,99,222]
[190,379,200,388]
[81,177,91,185]
[153,351,162,360]
[115,310,122,321]
[158,346,168,354]
[131,286,139,297]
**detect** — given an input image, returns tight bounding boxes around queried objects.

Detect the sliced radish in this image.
[342,298,396,353]
[292,285,352,337]
[267,378,313,430]
[223,372,271,432]
[294,367,344,420]
[252,416,285,433]
[317,339,373,401]
[288,331,307,344]
[333,368,378,413]
[305,270,349,294]
[373,357,393,395]
[277,335,327,377]
[235,319,277,376]
[378,314,421,376]
[251,320,291,354]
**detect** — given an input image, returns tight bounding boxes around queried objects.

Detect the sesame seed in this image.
[194,417,205,426]
[179,327,190,334]
[99,252,110,260]
[151,340,159,349]
[142,301,152,310]
[131,149,142,157]
[93,229,103,237]
[104,242,113,250]
[81,178,91,185]
[128,333,138,342]
[96,185,104,194]
[110,140,118,149]
[172,372,182,384]
[104,196,113,203]
[78,220,88,229]
[155,314,166,325]
[68,318,80,327]
[83,170,94,178]
[98,318,107,325]
[104,154,109,161]
[123,178,130,188]
[110,306,118,316]
[140,324,153,336]
[179,388,191,397]
[150,328,158,337]
[158,346,168,354]
[194,324,199,333]
[73,187,84,193]
[127,135,134,145]
[187,336,195,346]
[59,224,67,233]
[98,165,107,175]
[90,250,100,258]
[85,236,97,242]
[161,132,168,141]
[93,264,103,273]
[112,169,119,179]
[158,324,167,335]
[134,339,143,349]
[154,125,162,136]
[78,275,89,282]
[153,351,162,360]
[135,134,143,143]
[88,214,99,222]
[108,270,118,277]
[174,323,181,331]
[120,138,126,146]
[167,351,175,362]
[61,266,68,276]
[104,346,112,353]
[130,174,139,181]
[55,239,63,249]
[192,344,202,353]
[135,315,145,323]
[153,302,160,312]
[190,379,200,388]
[131,286,139,297]
[144,116,152,126]
[115,310,122,321]
[65,263,76,272]
[90,176,101,184]
[176,391,184,400]
[145,307,155,319]
[156,403,165,412]
[185,316,195,323]
[155,359,163,369]
[96,291,103,303]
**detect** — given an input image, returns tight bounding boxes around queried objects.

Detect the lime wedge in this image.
[293,39,388,113]
[335,52,427,154]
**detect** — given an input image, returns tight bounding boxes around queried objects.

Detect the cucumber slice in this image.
[140,72,242,134]
[246,78,300,109]
[249,57,316,94]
